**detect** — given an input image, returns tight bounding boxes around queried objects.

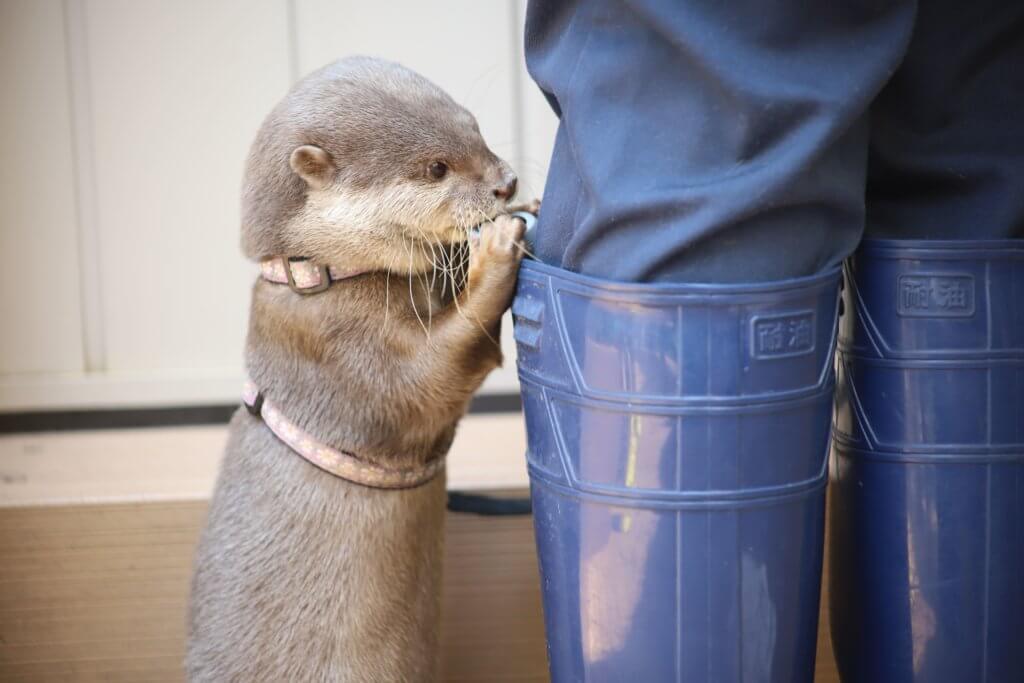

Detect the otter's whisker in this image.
[437,243,449,300]
[421,242,434,331]
[420,234,439,330]
[463,238,472,293]
[441,245,455,301]
[412,224,438,302]
[381,240,402,337]
[424,233,440,294]
[446,243,459,301]
[404,235,431,341]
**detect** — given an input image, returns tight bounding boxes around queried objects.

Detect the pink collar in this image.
[259,256,367,294]
[242,380,444,489]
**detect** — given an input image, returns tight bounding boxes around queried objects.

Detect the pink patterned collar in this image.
[259,256,367,294]
[242,380,444,489]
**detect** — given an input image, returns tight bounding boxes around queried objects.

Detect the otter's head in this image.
[240,56,517,272]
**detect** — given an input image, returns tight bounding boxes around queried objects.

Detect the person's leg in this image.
[517,4,917,681]
[525,0,915,283]
[831,4,1024,681]
[866,1,1024,239]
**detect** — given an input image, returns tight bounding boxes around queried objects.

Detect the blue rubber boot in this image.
[830,239,1024,682]
[512,259,842,682]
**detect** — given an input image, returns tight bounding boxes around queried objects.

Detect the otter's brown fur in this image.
[186,56,525,681]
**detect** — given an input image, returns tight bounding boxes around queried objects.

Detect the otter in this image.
[186,57,528,682]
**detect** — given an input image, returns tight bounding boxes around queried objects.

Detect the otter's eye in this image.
[428,161,448,180]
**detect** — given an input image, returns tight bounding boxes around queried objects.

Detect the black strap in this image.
[446,491,531,516]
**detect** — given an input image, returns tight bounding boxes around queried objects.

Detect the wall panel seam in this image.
[508,0,527,192]
[62,0,106,374]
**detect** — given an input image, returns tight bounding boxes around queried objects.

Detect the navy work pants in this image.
[525,0,1024,283]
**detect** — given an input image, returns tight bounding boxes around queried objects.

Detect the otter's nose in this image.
[493,174,518,200]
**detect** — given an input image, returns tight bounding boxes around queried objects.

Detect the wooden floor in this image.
[0,498,839,682]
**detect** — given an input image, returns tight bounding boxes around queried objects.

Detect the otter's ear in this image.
[289,145,335,190]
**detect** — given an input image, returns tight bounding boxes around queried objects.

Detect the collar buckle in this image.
[245,390,264,417]
[281,256,331,295]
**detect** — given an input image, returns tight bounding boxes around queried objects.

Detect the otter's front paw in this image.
[472,214,526,266]
[464,215,526,320]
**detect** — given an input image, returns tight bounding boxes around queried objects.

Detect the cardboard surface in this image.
[0,498,549,682]
[0,417,839,681]
[0,497,840,682]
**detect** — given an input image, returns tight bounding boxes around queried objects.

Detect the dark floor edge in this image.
[0,392,522,434]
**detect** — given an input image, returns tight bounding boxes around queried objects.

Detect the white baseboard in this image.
[0,413,529,507]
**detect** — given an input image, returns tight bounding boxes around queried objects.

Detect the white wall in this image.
[0,0,557,411]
